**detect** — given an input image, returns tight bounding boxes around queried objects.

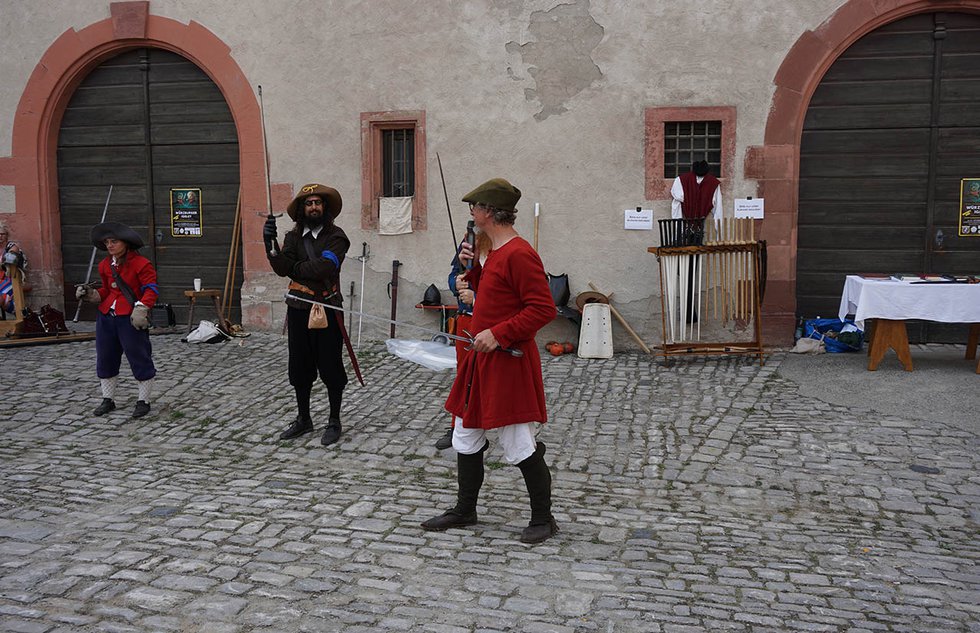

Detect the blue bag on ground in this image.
[804,318,863,353]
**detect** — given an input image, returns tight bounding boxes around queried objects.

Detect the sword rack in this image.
[648,218,765,365]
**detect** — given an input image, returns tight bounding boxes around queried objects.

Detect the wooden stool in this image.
[184,289,228,333]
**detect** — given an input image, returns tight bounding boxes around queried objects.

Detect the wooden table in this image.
[184,289,229,333]
[415,303,458,334]
[838,275,980,372]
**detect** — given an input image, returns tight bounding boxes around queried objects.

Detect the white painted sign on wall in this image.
[624,208,653,230]
[734,198,764,219]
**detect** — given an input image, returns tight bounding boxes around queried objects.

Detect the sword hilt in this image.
[462,329,523,357]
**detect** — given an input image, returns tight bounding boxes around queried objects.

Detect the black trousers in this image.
[286,306,348,390]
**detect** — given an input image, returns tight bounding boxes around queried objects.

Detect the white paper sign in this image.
[734,198,764,219]
[624,208,653,230]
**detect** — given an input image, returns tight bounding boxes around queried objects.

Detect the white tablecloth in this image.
[838,275,980,330]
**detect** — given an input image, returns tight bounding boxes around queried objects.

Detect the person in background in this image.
[0,221,28,316]
[434,230,491,450]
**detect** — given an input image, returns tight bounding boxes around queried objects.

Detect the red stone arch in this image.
[745,0,980,342]
[0,2,267,313]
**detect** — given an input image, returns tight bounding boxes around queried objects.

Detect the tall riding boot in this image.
[517,441,558,544]
[421,441,488,531]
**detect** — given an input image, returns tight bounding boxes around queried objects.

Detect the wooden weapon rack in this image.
[648,218,765,365]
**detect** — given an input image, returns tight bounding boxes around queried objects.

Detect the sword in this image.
[333,305,365,387]
[284,293,524,357]
[356,242,369,349]
[73,185,113,322]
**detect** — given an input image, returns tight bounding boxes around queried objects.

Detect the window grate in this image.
[382,128,415,197]
[663,121,722,179]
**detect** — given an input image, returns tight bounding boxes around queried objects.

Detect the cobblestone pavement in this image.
[1,333,977,632]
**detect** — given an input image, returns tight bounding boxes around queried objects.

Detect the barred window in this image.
[382,128,415,197]
[360,110,427,230]
[663,120,722,179]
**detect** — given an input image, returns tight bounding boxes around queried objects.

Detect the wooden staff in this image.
[749,220,756,319]
[221,188,242,322]
[723,219,729,319]
[533,203,540,251]
[712,221,719,321]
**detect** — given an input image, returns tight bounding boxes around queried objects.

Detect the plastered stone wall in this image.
[0,0,847,347]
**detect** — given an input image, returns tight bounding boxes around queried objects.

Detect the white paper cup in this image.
[193,278,202,292]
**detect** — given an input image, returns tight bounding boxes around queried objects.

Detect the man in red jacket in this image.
[75,222,159,418]
[421,178,559,544]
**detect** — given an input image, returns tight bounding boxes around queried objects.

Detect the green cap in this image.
[461,178,521,211]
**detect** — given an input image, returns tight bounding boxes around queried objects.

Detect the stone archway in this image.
[0,2,267,318]
[745,0,980,343]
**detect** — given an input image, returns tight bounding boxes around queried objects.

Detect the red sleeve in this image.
[465,261,483,292]
[135,258,159,309]
[490,246,556,348]
[97,258,111,302]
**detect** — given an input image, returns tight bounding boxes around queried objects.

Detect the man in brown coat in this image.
[264,183,350,446]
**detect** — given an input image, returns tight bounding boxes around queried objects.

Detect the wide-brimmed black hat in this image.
[91,222,144,250]
[286,183,343,221]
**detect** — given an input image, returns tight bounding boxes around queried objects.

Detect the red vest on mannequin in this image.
[678,171,720,219]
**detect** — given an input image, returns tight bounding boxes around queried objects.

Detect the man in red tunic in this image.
[421,178,559,544]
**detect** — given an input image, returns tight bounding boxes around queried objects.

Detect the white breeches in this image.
[451,416,537,464]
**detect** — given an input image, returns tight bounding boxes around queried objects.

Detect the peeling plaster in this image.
[506,0,604,121]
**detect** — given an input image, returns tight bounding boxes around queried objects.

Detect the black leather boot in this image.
[132,400,151,418]
[93,398,116,416]
[518,442,558,544]
[434,427,454,450]
[279,414,313,440]
[321,417,342,446]
[421,440,488,531]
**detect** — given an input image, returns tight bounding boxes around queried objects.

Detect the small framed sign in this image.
[624,207,653,230]
[734,198,764,219]
[170,188,203,237]
[959,178,980,237]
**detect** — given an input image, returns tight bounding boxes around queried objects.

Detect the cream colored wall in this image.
[0,0,846,347]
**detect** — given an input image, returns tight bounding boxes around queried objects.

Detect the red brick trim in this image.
[360,110,427,231]
[644,106,737,201]
[110,1,148,39]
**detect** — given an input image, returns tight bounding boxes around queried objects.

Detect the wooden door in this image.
[58,48,241,326]
[797,12,980,343]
